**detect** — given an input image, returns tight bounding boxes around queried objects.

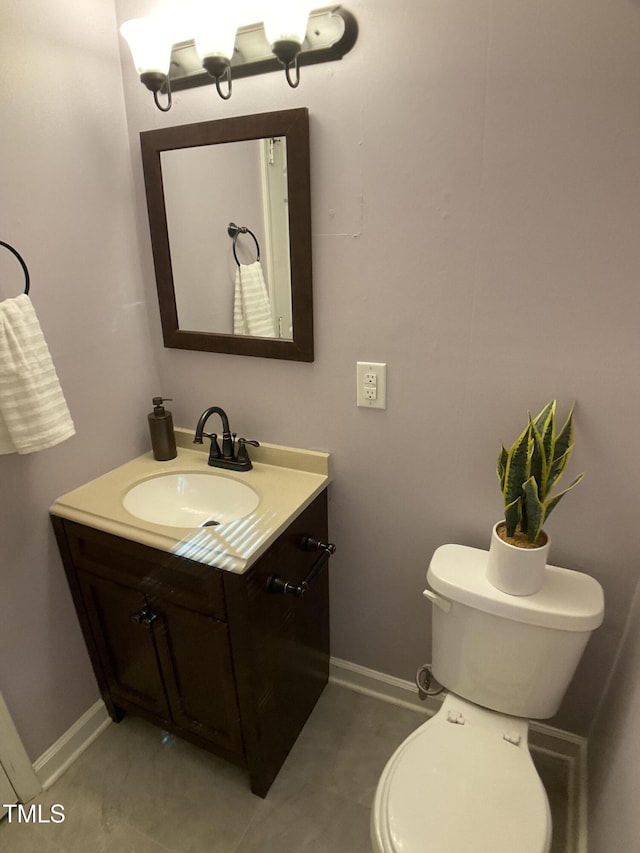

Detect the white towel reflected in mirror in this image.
[233,261,277,338]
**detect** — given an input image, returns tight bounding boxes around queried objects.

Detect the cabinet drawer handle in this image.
[267,536,336,598]
[132,607,158,627]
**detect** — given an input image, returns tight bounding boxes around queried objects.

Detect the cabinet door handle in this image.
[131,607,158,628]
[267,536,336,597]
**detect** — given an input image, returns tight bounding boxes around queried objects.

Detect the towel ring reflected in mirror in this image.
[228,223,260,266]
[0,241,30,295]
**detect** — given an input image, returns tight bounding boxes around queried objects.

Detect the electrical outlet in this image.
[357,362,387,409]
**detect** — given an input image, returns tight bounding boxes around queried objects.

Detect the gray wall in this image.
[161,141,266,333]
[117,0,640,737]
[2,0,640,769]
[0,0,160,758]
[589,582,640,851]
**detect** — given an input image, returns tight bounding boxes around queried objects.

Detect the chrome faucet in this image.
[193,406,259,471]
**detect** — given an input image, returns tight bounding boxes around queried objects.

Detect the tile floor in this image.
[1,684,572,852]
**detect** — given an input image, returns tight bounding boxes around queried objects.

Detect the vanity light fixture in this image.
[120,4,358,111]
[193,6,237,101]
[262,2,314,89]
[120,14,176,112]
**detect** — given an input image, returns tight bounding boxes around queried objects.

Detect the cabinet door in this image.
[153,598,243,756]
[77,572,171,720]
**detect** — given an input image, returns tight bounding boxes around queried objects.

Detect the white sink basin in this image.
[123,472,259,528]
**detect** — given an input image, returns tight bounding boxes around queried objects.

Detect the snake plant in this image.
[497,401,584,545]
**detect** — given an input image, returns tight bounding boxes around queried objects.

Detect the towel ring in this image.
[227,222,260,267]
[0,240,30,295]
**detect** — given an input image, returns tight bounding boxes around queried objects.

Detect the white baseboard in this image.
[33,699,111,791]
[329,656,440,716]
[329,656,587,853]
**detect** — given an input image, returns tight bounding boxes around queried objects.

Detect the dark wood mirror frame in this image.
[140,108,313,362]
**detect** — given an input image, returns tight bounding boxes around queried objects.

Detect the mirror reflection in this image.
[140,108,313,362]
[161,137,292,339]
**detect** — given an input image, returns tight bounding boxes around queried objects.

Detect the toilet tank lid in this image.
[427,544,604,631]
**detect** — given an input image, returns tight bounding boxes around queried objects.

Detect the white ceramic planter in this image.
[485,521,550,596]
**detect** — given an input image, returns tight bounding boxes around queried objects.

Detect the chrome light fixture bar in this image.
[121,6,358,112]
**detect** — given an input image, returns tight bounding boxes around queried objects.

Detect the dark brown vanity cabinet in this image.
[51,490,329,797]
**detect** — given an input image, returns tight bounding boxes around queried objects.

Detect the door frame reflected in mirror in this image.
[140,108,313,361]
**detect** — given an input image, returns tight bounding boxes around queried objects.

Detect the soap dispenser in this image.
[148,397,177,461]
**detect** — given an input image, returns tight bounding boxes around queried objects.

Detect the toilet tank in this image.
[425,544,604,719]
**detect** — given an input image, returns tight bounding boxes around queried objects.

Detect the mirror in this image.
[140,108,313,361]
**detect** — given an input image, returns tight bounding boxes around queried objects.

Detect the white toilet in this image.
[371,543,604,853]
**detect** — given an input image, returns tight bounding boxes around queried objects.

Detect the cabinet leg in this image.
[248,768,276,799]
[105,699,126,724]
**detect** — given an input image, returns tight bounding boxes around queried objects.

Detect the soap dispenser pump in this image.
[148,397,177,461]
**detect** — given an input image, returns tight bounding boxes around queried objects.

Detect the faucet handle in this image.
[200,432,221,460]
[238,438,259,447]
[236,438,259,467]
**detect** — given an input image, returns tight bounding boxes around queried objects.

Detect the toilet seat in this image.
[371,696,551,853]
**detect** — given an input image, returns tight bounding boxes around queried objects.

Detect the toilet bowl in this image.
[371,693,551,853]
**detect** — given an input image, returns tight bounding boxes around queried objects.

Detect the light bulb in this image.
[120,16,174,77]
[194,8,238,63]
[263,1,313,49]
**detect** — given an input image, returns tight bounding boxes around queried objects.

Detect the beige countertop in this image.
[50,429,330,573]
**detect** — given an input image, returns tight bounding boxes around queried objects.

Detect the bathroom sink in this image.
[123,473,259,528]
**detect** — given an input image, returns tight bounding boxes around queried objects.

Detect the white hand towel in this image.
[0,294,75,455]
[233,261,276,338]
